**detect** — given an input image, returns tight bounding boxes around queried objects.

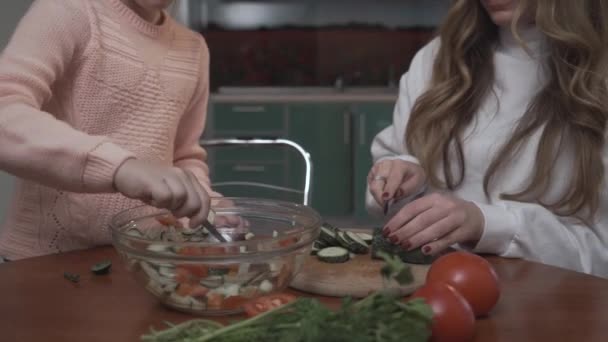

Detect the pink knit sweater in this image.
[0,0,214,260]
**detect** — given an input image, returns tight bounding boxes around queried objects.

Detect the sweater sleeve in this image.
[0,0,134,193]
[172,38,219,197]
[467,198,608,277]
[365,39,439,216]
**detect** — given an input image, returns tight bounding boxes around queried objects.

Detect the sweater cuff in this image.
[466,202,518,255]
[83,142,135,192]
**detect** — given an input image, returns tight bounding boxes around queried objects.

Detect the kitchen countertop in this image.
[211,87,398,103]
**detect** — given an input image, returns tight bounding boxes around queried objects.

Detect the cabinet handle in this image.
[233,165,266,172]
[359,114,366,146]
[232,105,265,113]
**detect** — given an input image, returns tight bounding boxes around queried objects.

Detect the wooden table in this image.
[1,247,607,342]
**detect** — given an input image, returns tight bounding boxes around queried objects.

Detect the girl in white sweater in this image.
[367,0,608,277]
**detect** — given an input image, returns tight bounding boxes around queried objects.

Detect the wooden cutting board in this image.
[290,230,429,298]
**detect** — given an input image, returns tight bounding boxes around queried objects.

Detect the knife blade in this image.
[383,200,391,216]
[201,209,227,243]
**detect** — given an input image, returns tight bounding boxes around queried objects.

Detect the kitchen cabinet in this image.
[286,103,352,216]
[351,103,394,218]
[205,102,293,201]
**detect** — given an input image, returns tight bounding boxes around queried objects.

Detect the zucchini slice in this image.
[343,232,369,254]
[336,231,368,254]
[319,224,340,246]
[313,239,329,250]
[356,232,373,244]
[317,247,350,263]
[91,260,112,275]
[310,243,321,255]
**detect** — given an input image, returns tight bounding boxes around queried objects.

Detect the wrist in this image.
[112,157,137,191]
[467,201,485,244]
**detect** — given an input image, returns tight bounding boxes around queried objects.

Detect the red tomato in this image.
[426,251,500,317]
[411,283,476,342]
[243,293,297,318]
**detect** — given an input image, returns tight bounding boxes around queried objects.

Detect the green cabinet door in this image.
[352,102,395,218]
[205,102,291,201]
[286,103,352,216]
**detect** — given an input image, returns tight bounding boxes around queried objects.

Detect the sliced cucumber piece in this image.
[126,227,144,238]
[336,231,351,249]
[91,260,112,275]
[343,231,369,254]
[335,231,368,254]
[317,247,350,263]
[158,266,175,278]
[319,223,340,246]
[207,267,229,276]
[356,232,373,244]
[200,276,224,289]
[313,239,329,250]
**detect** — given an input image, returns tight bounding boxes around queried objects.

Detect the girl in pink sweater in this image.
[0,0,217,260]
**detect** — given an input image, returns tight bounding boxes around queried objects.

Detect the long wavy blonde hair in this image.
[405,0,608,220]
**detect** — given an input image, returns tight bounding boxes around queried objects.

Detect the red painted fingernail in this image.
[422,246,432,254]
[389,235,399,244]
[382,226,390,236]
[401,240,410,250]
[382,192,389,199]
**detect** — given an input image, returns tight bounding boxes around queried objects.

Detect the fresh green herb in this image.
[377,251,414,285]
[91,260,112,275]
[141,294,431,342]
[63,272,80,283]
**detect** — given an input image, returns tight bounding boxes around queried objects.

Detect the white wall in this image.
[0,1,34,226]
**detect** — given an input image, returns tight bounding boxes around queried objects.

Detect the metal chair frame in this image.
[200,138,313,205]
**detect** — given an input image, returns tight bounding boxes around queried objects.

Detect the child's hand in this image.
[114,159,210,228]
[368,159,426,206]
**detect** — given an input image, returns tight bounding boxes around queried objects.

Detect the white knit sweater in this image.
[367,26,608,278]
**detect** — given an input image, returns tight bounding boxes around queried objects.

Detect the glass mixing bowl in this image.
[111,197,321,315]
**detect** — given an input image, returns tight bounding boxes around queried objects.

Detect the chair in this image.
[200,138,313,205]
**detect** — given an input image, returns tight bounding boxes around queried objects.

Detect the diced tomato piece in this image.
[243,293,297,317]
[189,285,210,298]
[279,237,298,247]
[200,246,227,255]
[177,246,204,256]
[207,293,224,310]
[176,283,195,297]
[156,215,183,228]
[222,295,250,310]
[174,267,203,284]
[178,264,209,278]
